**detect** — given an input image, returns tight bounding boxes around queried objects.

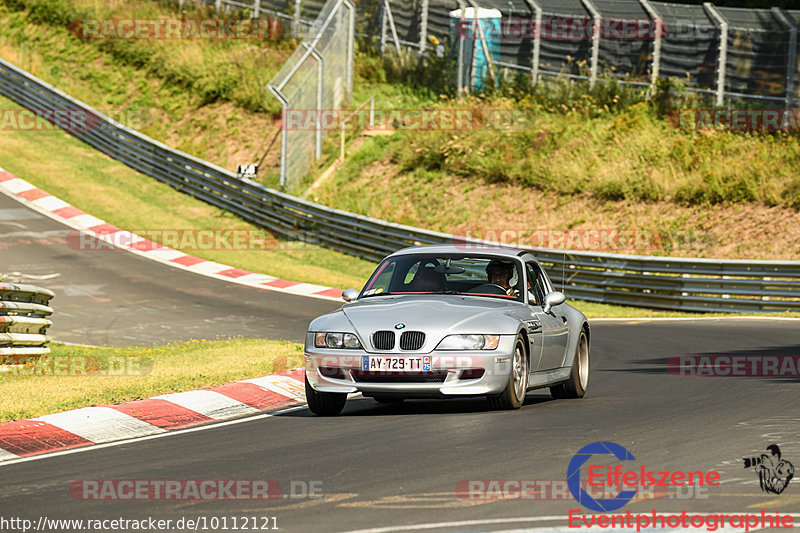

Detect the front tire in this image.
[305,375,347,416]
[488,334,528,410]
[551,329,589,399]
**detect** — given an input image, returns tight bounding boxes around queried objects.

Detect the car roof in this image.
[389,244,531,260]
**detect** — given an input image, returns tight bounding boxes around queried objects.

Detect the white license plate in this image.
[362,356,431,372]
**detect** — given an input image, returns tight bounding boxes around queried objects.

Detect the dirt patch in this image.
[316,157,800,260]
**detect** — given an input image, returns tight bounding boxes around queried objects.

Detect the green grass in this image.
[0,94,376,289]
[1,0,294,113]
[0,339,305,422]
[323,96,800,211]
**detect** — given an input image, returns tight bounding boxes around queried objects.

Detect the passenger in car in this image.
[411,267,446,292]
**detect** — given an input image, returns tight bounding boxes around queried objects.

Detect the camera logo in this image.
[743,444,795,495]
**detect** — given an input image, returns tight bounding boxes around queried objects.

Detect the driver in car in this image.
[485,260,517,296]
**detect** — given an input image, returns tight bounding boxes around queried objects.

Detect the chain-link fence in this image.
[265,0,354,190]
[379,0,800,107]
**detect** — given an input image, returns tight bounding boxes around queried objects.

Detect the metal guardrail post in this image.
[253,0,261,18]
[705,2,728,107]
[524,0,543,85]
[772,7,797,111]
[215,0,222,11]
[581,0,601,89]
[639,0,662,91]
[419,0,429,54]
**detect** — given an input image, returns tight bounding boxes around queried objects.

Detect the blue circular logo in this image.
[567,441,637,513]
[394,323,405,329]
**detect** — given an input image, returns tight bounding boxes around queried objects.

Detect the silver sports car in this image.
[304,245,590,415]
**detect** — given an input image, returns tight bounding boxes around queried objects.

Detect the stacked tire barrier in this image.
[0,58,799,313]
[0,283,54,363]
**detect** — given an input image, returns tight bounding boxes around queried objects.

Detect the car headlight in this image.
[436,334,500,350]
[314,332,362,349]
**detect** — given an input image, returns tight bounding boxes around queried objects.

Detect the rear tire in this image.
[305,375,347,416]
[551,329,589,399]
[488,335,528,410]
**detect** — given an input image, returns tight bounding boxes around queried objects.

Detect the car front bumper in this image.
[304,335,516,398]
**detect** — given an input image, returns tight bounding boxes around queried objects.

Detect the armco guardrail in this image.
[0,57,799,313]
[0,282,54,362]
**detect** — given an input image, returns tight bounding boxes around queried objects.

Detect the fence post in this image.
[380,0,388,53]
[311,46,324,160]
[456,3,467,97]
[215,0,222,11]
[419,0,429,54]
[346,0,355,103]
[773,7,797,111]
[294,0,302,37]
[253,0,260,18]
[639,0,662,91]
[384,0,402,55]
[524,0,542,85]
[581,0,601,89]
[704,2,728,107]
[267,85,288,186]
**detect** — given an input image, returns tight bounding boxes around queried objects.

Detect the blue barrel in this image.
[449,7,501,92]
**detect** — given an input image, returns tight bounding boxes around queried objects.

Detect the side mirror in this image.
[543,291,566,314]
[342,288,359,302]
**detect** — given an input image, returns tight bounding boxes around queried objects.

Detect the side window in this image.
[526,263,547,306]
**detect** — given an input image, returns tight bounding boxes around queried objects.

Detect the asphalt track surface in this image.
[3,192,800,532]
[0,192,340,345]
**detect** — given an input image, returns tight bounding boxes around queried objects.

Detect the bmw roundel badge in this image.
[394,323,405,330]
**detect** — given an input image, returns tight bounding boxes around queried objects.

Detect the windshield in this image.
[361,254,524,302]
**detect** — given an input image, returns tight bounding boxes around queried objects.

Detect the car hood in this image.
[339,295,523,350]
